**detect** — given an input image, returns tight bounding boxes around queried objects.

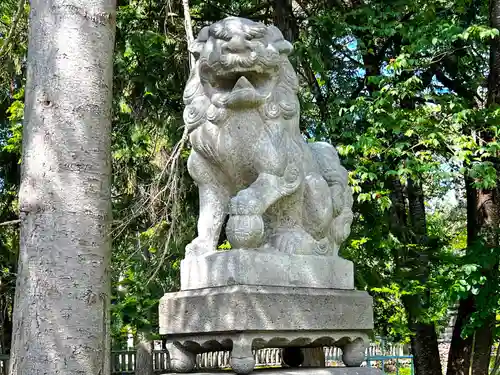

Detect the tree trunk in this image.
[446,160,481,375]
[404,179,442,375]
[272,0,299,43]
[469,189,497,375]
[488,0,500,106]
[446,295,474,375]
[182,0,195,69]
[9,1,116,375]
[135,333,153,375]
[469,1,500,373]
[404,317,443,375]
[469,187,498,375]
[387,176,442,375]
[471,319,495,375]
[448,169,499,375]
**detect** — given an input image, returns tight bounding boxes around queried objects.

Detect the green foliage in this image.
[0,0,499,355]
[292,0,498,342]
[218,240,232,250]
[0,0,27,353]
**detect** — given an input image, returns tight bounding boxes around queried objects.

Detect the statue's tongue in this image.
[216,75,265,108]
[232,76,254,91]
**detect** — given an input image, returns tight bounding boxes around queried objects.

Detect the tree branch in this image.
[434,69,477,103]
[0,219,20,227]
[182,0,195,69]
[0,0,26,58]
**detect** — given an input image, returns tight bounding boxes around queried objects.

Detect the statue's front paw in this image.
[229,190,262,215]
[185,238,213,257]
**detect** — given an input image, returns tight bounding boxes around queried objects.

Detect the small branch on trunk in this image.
[0,219,20,227]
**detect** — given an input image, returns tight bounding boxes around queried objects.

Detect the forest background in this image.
[1,0,500,374]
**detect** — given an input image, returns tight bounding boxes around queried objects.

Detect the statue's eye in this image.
[214,33,231,42]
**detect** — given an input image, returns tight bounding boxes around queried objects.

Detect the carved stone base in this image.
[163,331,370,374]
[181,251,354,290]
[159,286,374,374]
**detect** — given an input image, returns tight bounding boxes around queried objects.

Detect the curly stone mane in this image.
[182,17,299,132]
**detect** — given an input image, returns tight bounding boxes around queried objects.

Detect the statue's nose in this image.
[222,35,248,53]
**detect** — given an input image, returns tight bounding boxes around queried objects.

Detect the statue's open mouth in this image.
[210,69,274,108]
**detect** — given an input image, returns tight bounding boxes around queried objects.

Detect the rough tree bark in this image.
[403,179,443,375]
[488,0,500,107]
[446,293,474,375]
[468,180,498,375]
[272,0,299,42]
[301,348,325,367]
[387,175,442,375]
[8,1,117,375]
[182,0,195,69]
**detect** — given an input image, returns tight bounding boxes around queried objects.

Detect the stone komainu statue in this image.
[183,17,353,257]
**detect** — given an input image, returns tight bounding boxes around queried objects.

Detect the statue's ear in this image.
[266,25,293,55]
[267,25,284,40]
[274,40,293,55]
[196,26,210,42]
[190,26,210,59]
[189,42,204,60]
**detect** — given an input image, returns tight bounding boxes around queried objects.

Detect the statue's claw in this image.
[185,237,214,257]
[229,190,263,215]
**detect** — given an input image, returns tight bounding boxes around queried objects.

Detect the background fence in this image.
[0,341,411,374]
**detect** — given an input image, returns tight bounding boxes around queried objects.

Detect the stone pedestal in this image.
[160,277,374,373]
[180,250,354,290]
[160,286,372,334]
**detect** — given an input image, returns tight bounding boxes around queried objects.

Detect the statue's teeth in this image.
[232,76,254,91]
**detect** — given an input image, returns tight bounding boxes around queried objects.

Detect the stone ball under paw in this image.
[226,214,264,249]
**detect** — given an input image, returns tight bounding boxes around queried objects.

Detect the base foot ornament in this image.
[167,341,196,373]
[230,337,256,374]
[342,338,367,367]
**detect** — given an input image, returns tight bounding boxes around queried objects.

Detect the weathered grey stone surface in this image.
[167,369,384,375]
[181,250,354,290]
[183,16,354,257]
[159,286,373,335]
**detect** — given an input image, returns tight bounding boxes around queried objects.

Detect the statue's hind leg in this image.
[302,172,334,239]
[186,151,231,256]
[267,172,335,255]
